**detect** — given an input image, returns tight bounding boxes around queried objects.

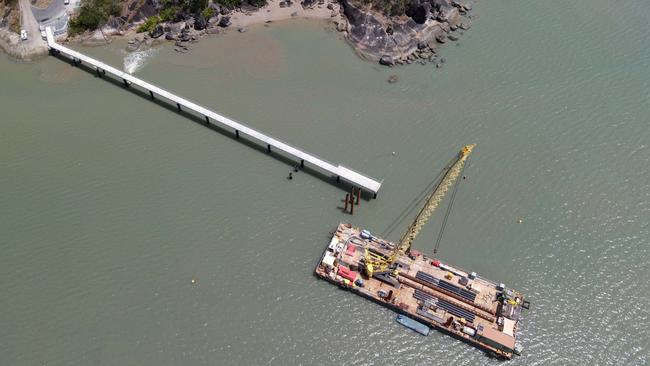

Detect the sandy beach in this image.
[228,0,343,28]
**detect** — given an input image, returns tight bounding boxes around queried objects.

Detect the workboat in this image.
[396,314,430,335]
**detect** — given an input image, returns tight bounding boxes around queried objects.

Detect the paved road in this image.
[19,0,46,47]
[31,0,65,22]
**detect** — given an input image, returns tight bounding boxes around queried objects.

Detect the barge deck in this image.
[315,223,528,359]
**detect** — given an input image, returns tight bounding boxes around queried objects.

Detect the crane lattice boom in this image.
[397,144,476,254]
[363,144,476,277]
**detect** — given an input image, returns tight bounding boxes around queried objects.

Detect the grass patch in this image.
[159,6,178,22]
[201,7,214,19]
[136,15,161,33]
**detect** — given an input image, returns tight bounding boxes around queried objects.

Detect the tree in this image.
[69,0,121,33]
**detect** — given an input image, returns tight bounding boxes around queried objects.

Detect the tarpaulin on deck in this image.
[337,266,357,282]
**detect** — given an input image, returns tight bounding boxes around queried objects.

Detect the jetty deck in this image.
[44,27,383,196]
[315,223,528,359]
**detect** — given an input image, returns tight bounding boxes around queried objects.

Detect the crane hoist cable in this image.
[381,155,459,240]
[364,144,476,278]
[396,144,476,255]
[433,154,470,254]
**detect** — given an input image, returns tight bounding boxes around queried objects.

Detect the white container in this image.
[462,326,476,337]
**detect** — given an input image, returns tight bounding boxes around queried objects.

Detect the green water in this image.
[1,0,649,364]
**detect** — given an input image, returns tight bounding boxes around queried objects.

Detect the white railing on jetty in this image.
[44,27,383,195]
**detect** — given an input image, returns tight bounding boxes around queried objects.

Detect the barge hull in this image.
[314,223,526,359]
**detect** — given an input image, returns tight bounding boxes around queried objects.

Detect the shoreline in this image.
[2,0,473,68]
[228,0,342,28]
[58,1,343,50]
[1,0,49,61]
[0,28,49,61]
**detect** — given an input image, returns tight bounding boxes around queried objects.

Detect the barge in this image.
[314,223,529,359]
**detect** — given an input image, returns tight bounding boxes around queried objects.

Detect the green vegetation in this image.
[247,0,267,7]
[201,7,215,19]
[159,6,178,21]
[136,15,160,33]
[69,0,121,34]
[214,0,241,9]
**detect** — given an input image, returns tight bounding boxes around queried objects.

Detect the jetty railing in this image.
[44,27,383,196]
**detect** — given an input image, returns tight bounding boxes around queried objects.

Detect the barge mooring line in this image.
[44,27,383,197]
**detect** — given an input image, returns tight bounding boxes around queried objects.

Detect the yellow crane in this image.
[364,144,476,278]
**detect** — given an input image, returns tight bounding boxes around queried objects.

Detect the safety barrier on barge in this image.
[44,27,383,196]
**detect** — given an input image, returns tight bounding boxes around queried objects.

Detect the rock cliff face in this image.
[339,0,473,64]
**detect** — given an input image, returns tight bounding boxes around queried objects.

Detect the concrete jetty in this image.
[44,27,383,196]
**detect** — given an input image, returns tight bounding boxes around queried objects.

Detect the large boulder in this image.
[379,55,394,66]
[411,3,431,24]
[194,15,207,30]
[149,24,164,38]
[179,31,191,41]
[132,0,158,22]
[218,16,231,27]
[173,12,186,22]
[437,4,460,28]
[106,16,125,29]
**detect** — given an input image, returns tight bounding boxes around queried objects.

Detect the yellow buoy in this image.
[191,277,197,285]
[517,218,523,224]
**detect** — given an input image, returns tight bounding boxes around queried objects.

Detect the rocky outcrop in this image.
[130,0,159,23]
[339,0,474,65]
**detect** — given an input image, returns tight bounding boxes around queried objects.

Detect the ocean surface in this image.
[1,0,649,364]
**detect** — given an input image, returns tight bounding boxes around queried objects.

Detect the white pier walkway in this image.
[45,27,383,196]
